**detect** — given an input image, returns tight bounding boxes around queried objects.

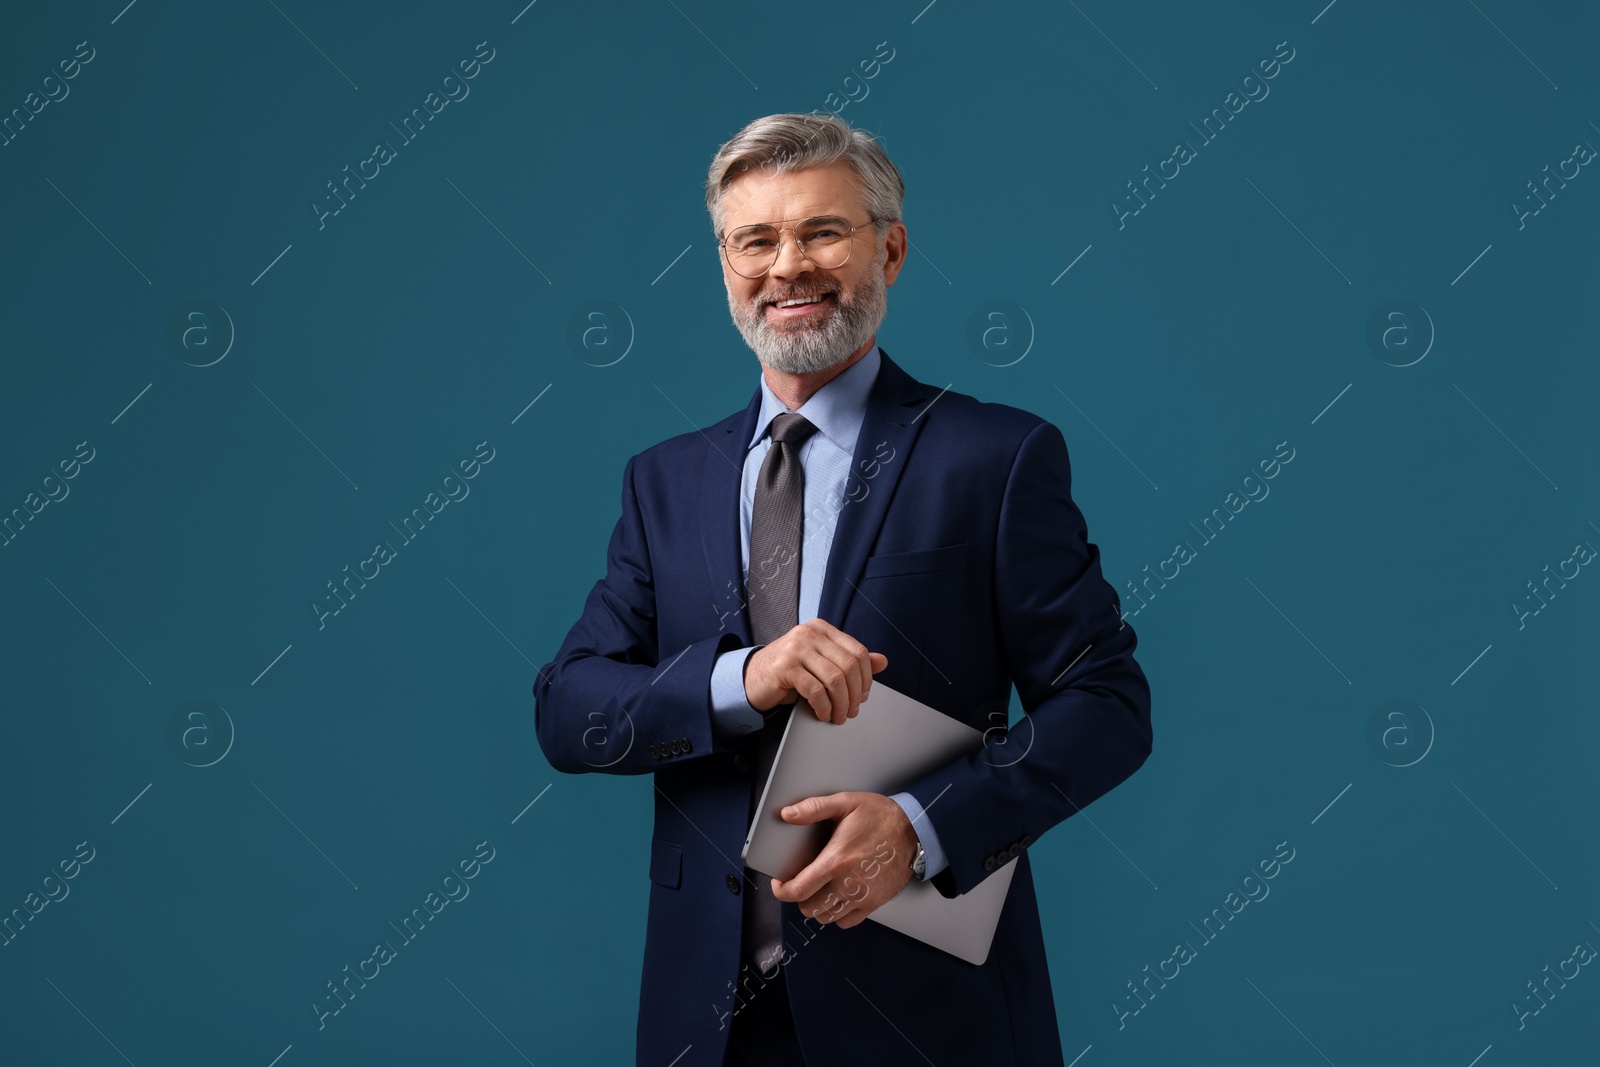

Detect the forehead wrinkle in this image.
[727,197,837,229]
[733,211,851,231]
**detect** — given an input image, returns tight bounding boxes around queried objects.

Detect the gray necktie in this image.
[742,411,818,975]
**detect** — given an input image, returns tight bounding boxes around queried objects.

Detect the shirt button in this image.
[725,873,742,895]
[733,754,751,774]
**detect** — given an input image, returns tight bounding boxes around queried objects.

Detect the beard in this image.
[727,243,889,375]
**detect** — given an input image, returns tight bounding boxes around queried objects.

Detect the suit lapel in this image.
[700,348,935,642]
[816,349,933,625]
[701,388,761,646]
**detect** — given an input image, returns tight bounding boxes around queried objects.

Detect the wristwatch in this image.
[909,839,926,880]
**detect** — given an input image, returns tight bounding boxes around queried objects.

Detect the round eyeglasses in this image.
[717,215,878,278]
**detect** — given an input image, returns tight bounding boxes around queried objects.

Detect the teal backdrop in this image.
[2,1,1596,1064]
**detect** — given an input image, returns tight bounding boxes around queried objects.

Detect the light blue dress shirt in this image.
[707,345,948,881]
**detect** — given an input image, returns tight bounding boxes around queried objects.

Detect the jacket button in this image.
[682,737,692,753]
[648,744,659,759]
[1006,842,1020,859]
[725,873,741,895]
[983,855,996,871]
[669,739,681,755]
[733,754,750,774]
[1020,834,1033,848]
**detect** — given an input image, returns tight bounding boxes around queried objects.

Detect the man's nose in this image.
[768,231,817,280]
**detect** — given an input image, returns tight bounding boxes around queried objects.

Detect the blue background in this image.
[2,1,1596,1064]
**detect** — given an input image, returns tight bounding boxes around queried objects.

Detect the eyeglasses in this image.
[716,214,878,278]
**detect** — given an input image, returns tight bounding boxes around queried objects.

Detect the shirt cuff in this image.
[709,646,765,739]
[889,791,949,880]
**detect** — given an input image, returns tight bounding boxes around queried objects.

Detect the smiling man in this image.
[535,112,1153,1067]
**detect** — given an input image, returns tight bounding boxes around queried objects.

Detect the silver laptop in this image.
[741,681,1018,965]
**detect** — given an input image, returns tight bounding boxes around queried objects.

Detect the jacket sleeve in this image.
[534,453,747,775]
[900,420,1153,897]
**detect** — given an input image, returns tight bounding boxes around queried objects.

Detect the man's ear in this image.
[881,221,909,286]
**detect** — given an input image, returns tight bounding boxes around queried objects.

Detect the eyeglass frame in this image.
[715,213,883,278]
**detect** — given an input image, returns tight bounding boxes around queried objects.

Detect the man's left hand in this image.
[769,791,920,929]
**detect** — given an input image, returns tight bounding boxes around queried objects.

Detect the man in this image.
[535,113,1152,1067]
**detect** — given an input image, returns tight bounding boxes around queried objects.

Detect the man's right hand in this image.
[744,618,888,725]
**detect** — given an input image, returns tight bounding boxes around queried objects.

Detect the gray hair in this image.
[705,113,904,238]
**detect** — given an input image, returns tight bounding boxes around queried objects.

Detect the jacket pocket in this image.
[861,542,968,580]
[649,838,683,889]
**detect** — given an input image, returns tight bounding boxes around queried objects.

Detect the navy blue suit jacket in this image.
[535,349,1152,1066]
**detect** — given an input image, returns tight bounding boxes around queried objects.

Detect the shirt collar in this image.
[747,345,882,453]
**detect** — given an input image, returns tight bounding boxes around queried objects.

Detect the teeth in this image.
[775,295,826,308]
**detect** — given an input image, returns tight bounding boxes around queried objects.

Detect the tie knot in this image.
[768,412,818,449]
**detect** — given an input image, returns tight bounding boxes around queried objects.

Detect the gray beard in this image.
[727,246,889,375]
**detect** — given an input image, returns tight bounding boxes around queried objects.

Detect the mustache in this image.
[759,287,838,305]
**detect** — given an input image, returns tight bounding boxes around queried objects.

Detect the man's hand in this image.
[770,791,919,929]
[745,618,888,724]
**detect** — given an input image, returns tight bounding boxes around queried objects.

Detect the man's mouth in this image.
[766,292,835,317]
